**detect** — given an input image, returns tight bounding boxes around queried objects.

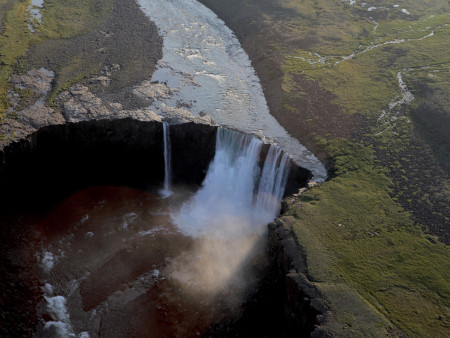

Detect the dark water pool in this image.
[1,185,290,337]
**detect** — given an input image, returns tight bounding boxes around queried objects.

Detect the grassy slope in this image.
[280,1,450,336]
[0,0,33,121]
[199,0,450,336]
[0,0,112,122]
[289,139,449,336]
[279,1,450,336]
[4,0,161,114]
[25,0,113,103]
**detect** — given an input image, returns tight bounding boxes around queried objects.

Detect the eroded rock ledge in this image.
[268,218,327,336]
[0,119,217,209]
[1,66,217,149]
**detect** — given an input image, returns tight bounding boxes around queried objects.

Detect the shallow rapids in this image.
[137,0,327,181]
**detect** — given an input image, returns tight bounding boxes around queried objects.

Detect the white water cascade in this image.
[161,122,173,198]
[172,128,290,238]
[137,0,327,182]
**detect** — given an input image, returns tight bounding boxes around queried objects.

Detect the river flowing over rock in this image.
[173,127,290,238]
[137,0,327,181]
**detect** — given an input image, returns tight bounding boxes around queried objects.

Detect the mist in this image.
[167,128,290,310]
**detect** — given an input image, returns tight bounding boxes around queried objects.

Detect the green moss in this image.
[290,139,450,337]
[0,0,112,120]
[46,55,98,104]
[0,0,34,120]
[37,0,111,39]
[241,0,450,335]
[14,86,33,100]
[13,85,40,111]
[281,7,450,116]
[36,0,112,103]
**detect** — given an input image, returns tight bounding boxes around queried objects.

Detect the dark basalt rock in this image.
[0,118,309,210]
[170,122,217,185]
[0,118,218,210]
[268,218,327,337]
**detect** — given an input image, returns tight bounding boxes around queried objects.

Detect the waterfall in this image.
[172,128,290,238]
[255,145,290,221]
[161,122,173,198]
[137,0,328,182]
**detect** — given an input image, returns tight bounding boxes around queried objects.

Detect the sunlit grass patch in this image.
[37,0,111,39]
[0,0,34,120]
[0,0,112,120]
[290,139,450,337]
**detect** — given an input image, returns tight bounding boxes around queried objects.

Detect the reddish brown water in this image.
[1,186,275,337]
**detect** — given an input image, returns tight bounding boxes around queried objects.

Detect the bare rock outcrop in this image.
[9,68,54,95]
[160,105,217,125]
[2,63,216,151]
[18,106,65,129]
[59,82,216,126]
[58,84,163,123]
[1,68,61,148]
[133,80,172,101]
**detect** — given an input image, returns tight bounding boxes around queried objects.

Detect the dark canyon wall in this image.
[0,119,217,210]
[268,218,327,336]
[0,118,310,210]
[0,118,321,336]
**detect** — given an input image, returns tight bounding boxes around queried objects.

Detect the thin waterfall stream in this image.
[160,122,173,198]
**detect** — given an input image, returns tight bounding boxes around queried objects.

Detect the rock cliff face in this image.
[268,218,326,336]
[0,118,309,208]
[0,118,217,209]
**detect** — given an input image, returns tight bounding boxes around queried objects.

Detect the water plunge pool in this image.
[0,119,312,337]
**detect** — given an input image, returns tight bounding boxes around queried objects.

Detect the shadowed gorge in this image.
[0,119,216,208]
[0,118,317,337]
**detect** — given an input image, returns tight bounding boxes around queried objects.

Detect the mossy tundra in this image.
[199,0,449,336]
[0,0,112,120]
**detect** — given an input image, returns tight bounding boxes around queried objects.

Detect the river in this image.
[137,0,327,181]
